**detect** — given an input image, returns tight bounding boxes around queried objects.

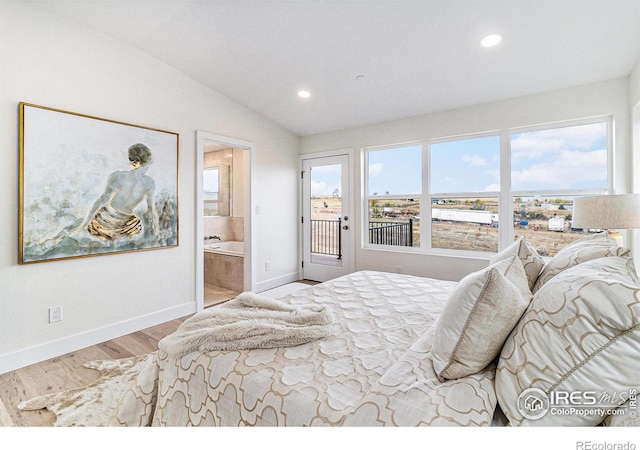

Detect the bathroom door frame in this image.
[196,131,255,312]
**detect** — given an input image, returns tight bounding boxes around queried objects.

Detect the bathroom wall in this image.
[204,217,244,242]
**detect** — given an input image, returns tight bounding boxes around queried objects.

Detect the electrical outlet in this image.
[49,306,63,323]
[265,261,271,271]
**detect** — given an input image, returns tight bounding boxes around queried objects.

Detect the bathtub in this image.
[204,240,244,257]
[204,241,244,292]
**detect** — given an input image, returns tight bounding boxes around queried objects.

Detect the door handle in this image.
[343,216,349,221]
[342,225,349,230]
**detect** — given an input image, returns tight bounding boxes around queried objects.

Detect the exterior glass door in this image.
[302,154,351,282]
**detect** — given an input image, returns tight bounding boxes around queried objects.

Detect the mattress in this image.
[111,270,498,426]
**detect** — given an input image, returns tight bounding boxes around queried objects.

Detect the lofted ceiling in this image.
[23,0,640,136]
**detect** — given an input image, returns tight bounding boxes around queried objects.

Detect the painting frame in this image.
[19,102,179,264]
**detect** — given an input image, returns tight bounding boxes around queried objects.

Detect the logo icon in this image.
[517,388,550,420]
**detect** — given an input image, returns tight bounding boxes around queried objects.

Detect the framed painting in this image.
[19,102,179,264]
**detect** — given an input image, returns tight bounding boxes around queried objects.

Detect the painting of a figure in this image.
[19,103,179,264]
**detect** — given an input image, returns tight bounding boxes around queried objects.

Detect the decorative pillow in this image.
[496,256,640,426]
[432,255,532,381]
[490,236,544,291]
[532,231,630,293]
[489,253,533,297]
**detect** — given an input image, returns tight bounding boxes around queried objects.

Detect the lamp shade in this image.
[572,194,640,229]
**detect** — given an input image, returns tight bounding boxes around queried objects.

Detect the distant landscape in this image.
[312,196,589,257]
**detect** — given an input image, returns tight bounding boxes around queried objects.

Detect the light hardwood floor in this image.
[204,282,240,308]
[0,316,187,426]
[0,280,318,427]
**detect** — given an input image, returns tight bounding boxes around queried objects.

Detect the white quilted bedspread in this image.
[110,271,497,426]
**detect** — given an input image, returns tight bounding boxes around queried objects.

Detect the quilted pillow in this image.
[496,256,640,426]
[490,236,544,291]
[532,231,630,293]
[432,255,532,381]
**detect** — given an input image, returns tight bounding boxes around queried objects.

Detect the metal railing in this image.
[310,218,342,259]
[309,218,414,259]
[369,219,414,246]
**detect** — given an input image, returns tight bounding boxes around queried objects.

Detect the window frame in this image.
[362,141,426,254]
[362,116,613,257]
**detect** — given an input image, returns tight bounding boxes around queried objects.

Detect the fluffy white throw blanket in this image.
[158,292,335,358]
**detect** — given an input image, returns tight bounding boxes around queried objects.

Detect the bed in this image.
[110,270,499,426]
[22,232,639,427]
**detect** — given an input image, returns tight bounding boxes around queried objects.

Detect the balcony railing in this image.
[311,218,342,259]
[309,218,414,259]
[369,219,413,247]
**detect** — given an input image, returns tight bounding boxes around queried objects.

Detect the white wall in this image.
[631,60,640,191]
[0,2,300,373]
[630,60,640,256]
[300,78,632,282]
[630,60,640,108]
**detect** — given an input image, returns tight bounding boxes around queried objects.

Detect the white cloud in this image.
[310,180,329,196]
[369,162,384,177]
[511,122,606,160]
[462,154,487,166]
[511,134,564,159]
[511,149,606,189]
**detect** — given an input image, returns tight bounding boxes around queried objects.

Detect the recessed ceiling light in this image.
[481,34,502,48]
[298,90,311,98]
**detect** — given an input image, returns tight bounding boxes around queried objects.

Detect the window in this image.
[363,118,611,256]
[430,136,500,253]
[203,167,220,216]
[366,145,421,247]
[510,122,609,256]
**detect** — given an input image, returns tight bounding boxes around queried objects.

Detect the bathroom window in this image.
[204,167,221,216]
[204,165,231,216]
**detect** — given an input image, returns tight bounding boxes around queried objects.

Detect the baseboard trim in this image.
[0,302,195,375]
[255,271,300,293]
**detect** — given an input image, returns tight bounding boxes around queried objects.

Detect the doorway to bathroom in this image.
[196,131,254,311]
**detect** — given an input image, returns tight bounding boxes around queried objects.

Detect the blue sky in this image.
[365,122,608,196]
[430,137,499,193]
[309,122,607,197]
[510,122,607,191]
[310,163,342,196]
[368,145,422,195]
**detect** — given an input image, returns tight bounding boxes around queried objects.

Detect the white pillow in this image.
[490,236,544,291]
[432,255,532,381]
[532,231,630,293]
[496,256,640,426]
